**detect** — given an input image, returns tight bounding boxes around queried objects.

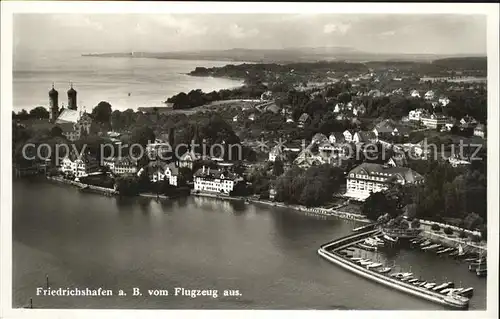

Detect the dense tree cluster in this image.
[274,164,345,207]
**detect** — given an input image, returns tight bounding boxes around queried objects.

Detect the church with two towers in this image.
[48,83,92,141]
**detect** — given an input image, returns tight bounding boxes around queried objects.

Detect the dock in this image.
[318,231,470,309]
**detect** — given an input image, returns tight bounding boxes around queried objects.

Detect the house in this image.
[352,104,366,116]
[410,90,421,98]
[386,154,408,167]
[103,156,138,175]
[439,96,450,106]
[318,142,348,161]
[352,131,377,144]
[460,115,478,127]
[449,156,471,168]
[232,115,239,122]
[269,145,285,162]
[474,123,486,138]
[146,139,172,159]
[293,150,324,168]
[311,133,329,145]
[60,152,99,178]
[372,119,397,137]
[248,113,256,121]
[145,162,179,185]
[408,108,428,122]
[177,151,199,169]
[392,126,411,137]
[297,113,311,128]
[336,114,346,121]
[343,130,353,142]
[345,163,424,201]
[420,113,449,129]
[333,103,344,113]
[164,163,179,186]
[329,132,345,144]
[264,103,280,114]
[260,91,273,101]
[193,166,242,194]
[286,116,294,123]
[367,89,382,97]
[424,90,435,100]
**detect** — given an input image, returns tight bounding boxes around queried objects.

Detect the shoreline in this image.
[191,191,371,223]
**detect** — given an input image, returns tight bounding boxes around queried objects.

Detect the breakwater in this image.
[318,231,470,309]
[46,176,118,196]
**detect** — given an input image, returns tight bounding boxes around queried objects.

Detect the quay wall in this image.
[47,176,118,196]
[318,231,469,309]
[422,231,487,254]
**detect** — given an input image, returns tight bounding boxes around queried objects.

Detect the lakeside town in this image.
[13,58,488,246]
[13,59,489,300]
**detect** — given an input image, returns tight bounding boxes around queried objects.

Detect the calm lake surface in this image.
[13,179,486,310]
[13,51,243,111]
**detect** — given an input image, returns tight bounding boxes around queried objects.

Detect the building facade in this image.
[345,163,424,200]
[193,166,241,194]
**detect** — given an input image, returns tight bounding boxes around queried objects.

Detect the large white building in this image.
[60,153,99,178]
[345,163,424,201]
[408,108,428,122]
[193,166,242,194]
[102,157,138,175]
[420,113,449,129]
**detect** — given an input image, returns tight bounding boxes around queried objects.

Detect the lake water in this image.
[12,179,486,310]
[13,51,243,112]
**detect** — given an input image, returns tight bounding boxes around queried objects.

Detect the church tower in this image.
[49,83,59,123]
[67,82,77,110]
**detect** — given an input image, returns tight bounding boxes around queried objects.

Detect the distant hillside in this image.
[431,57,487,71]
[82,47,485,64]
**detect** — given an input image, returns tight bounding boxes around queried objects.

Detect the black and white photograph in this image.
[1,2,498,318]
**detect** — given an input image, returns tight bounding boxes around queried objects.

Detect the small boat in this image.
[457,287,474,298]
[359,260,373,266]
[350,257,362,261]
[357,243,378,251]
[397,272,413,279]
[420,240,432,247]
[407,278,419,284]
[422,244,441,251]
[469,262,483,271]
[345,247,356,252]
[436,247,454,255]
[390,272,402,278]
[418,281,428,287]
[338,250,348,255]
[366,262,382,269]
[383,234,398,243]
[378,267,391,274]
[476,264,487,277]
[400,276,414,282]
[424,283,436,289]
[433,282,454,292]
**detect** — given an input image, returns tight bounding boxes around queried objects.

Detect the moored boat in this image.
[432,282,454,292]
[378,267,391,274]
[424,283,436,289]
[422,244,441,251]
[436,247,454,255]
[357,243,378,251]
[457,287,474,298]
[366,262,382,269]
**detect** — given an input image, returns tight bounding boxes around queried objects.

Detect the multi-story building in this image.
[474,123,486,138]
[408,108,428,122]
[60,153,99,178]
[103,157,138,175]
[193,166,242,194]
[146,139,172,159]
[424,90,435,100]
[345,163,424,200]
[420,113,449,129]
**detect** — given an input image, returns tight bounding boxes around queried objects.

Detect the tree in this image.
[29,106,49,119]
[50,126,63,137]
[273,159,284,176]
[130,126,156,148]
[92,101,113,125]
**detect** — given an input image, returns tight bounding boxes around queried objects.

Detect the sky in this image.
[13,14,487,55]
